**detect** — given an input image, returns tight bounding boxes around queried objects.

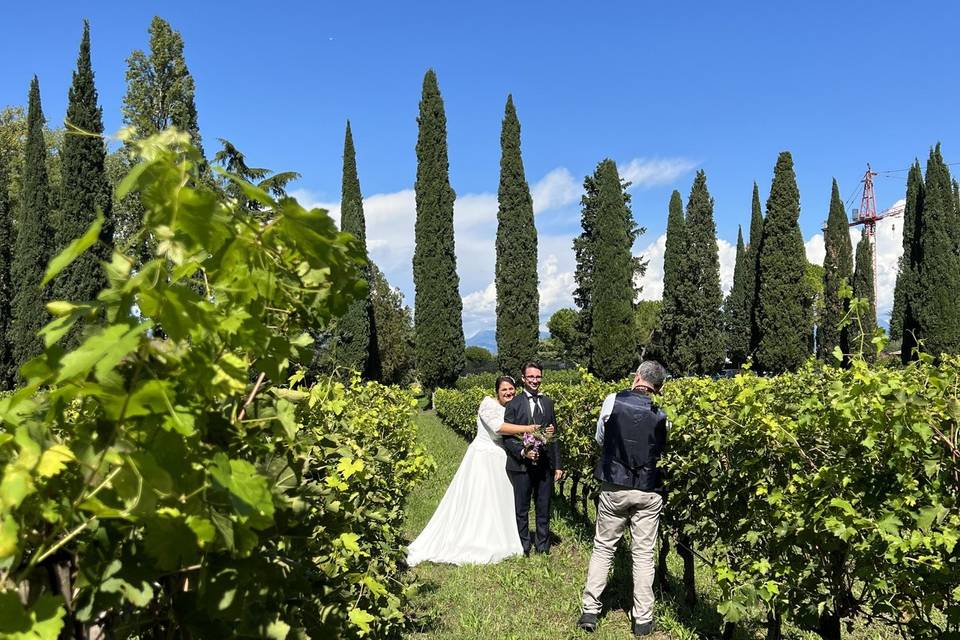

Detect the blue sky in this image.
[3,1,958,335]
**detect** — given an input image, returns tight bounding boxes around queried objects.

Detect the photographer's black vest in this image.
[594,390,666,491]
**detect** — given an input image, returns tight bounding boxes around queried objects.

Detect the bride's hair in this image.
[494,375,516,391]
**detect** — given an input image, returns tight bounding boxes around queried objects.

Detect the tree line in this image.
[0,17,415,390]
[3,16,958,392]
[547,146,960,379]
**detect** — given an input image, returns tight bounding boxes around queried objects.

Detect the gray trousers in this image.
[581,482,664,623]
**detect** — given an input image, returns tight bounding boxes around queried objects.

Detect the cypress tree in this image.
[10,77,54,371]
[724,227,751,367]
[56,21,113,347]
[0,147,13,388]
[573,173,601,362]
[587,160,639,379]
[336,121,380,379]
[756,152,812,373]
[818,179,854,361]
[413,70,465,389]
[747,182,764,355]
[654,190,692,373]
[495,95,539,375]
[914,144,960,357]
[851,231,876,360]
[683,171,724,374]
[891,161,923,357]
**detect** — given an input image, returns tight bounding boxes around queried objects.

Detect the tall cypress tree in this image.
[413,70,464,389]
[56,22,113,346]
[587,160,639,379]
[495,95,539,375]
[573,173,601,362]
[724,227,751,367]
[336,121,379,379]
[756,152,812,373]
[818,179,854,361]
[683,171,724,374]
[891,161,923,357]
[0,147,13,388]
[10,77,54,372]
[654,190,691,373]
[914,144,960,357]
[851,231,876,359]
[747,182,764,355]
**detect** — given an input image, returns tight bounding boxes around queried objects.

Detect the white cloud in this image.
[636,234,667,300]
[290,176,908,335]
[717,239,737,295]
[635,234,737,301]
[804,233,825,266]
[531,168,580,214]
[291,156,701,336]
[618,157,700,189]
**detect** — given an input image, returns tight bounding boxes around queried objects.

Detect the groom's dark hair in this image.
[521,361,542,376]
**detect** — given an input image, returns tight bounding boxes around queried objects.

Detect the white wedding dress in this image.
[407,396,524,566]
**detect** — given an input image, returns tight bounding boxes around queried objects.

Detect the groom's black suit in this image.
[503,391,563,554]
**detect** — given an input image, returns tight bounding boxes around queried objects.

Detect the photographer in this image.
[577,361,669,636]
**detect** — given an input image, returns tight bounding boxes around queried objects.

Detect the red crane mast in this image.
[849,164,904,305]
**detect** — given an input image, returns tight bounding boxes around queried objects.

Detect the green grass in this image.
[403,412,725,640]
[402,413,899,640]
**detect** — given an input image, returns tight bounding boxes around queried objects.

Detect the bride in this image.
[407,375,541,566]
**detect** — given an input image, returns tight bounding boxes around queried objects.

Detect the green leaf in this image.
[143,509,200,571]
[41,213,104,287]
[0,468,34,510]
[829,497,857,516]
[264,619,291,640]
[338,532,361,554]
[100,560,155,608]
[114,158,151,200]
[36,445,74,478]
[209,455,275,527]
[916,505,944,532]
[0,592,65,639]
[54,322,151,384]
[0,516,19,559]
[348,607,375,633]
[186,516,216,547]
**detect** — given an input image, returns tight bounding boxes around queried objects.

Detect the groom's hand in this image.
[554,469,564,482]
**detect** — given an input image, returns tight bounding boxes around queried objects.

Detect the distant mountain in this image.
[465,329,549,354]
[465,329,498,353]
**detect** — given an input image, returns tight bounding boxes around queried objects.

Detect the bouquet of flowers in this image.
[521,426,553,461]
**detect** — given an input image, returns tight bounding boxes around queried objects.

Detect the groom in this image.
[503,362,564,555]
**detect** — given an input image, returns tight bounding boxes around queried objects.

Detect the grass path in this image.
[402,412,721,640]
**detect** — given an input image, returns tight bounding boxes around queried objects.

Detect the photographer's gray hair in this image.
[636,361,668,390]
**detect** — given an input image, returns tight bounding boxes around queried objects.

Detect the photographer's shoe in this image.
[577,612,598,633]
[633,620,656,636]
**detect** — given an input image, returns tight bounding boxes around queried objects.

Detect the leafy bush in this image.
[435,360,960,637]
[0,131,430,639]
[452,368,585,392]
[660,358,958,638]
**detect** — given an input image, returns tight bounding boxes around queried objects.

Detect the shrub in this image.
[0,131,430,638]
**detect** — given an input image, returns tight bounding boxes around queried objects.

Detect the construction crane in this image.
[848,164,904,306]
